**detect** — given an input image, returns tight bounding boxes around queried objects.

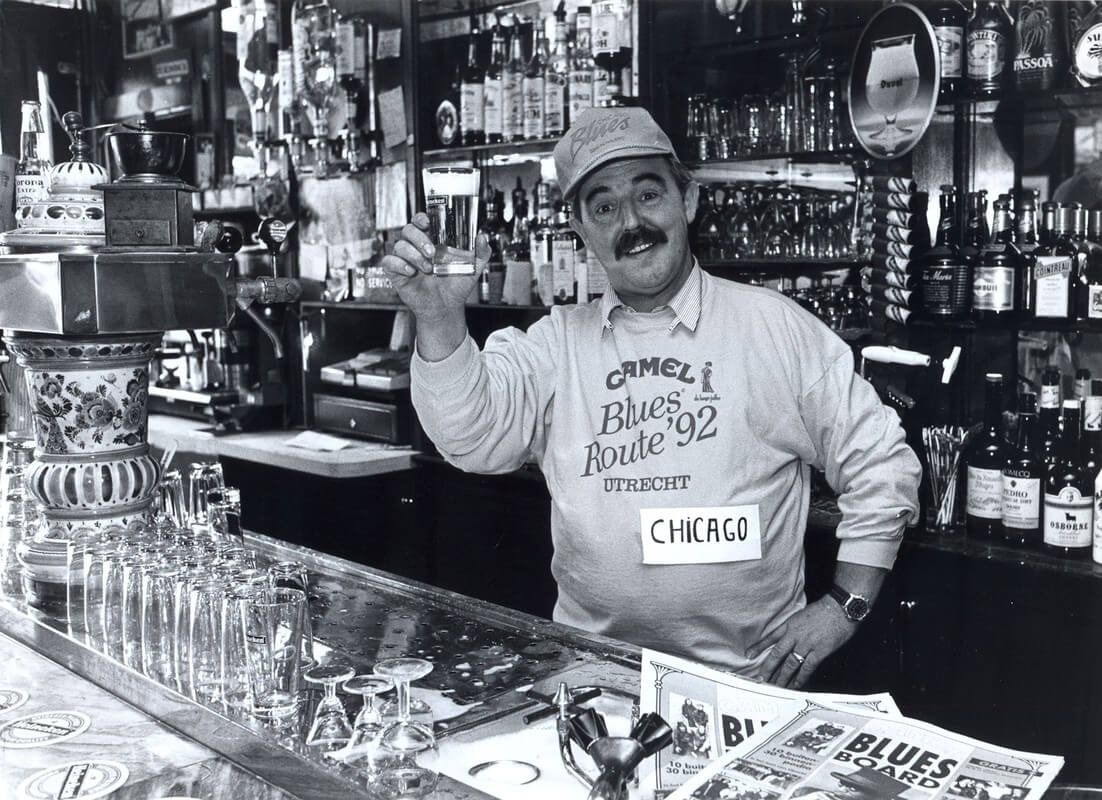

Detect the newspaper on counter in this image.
[640,649,903,795]
[665,697,1063,800]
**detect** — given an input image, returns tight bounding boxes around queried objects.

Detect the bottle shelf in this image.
[423,137,560,162]
[301,299,552,313]
[686,147,861,168]
[701,257,865,271]
[909,314,1102,333]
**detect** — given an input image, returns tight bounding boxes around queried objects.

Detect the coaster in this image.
[0,689,29,715]
[0,711,91,748]
[17,761,129,800]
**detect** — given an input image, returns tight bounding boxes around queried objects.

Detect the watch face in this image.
[845,596,871,621]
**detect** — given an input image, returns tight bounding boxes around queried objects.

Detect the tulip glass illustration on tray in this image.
[848,2,939,160]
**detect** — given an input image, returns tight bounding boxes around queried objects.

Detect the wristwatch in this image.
[828,584,871,622]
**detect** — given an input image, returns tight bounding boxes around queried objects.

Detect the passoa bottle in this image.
[920,185,969,317]
[460,15,486,146]
[1012,0,1063,92]
[972,196,1019,321]
[1043,399,1093,559]
[967,0,1012,98]
[1002,391,1043,546]
[928,0,968,103]
[967,372,1007,538]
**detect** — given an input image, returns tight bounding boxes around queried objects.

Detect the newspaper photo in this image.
[665,699,1063,800]
[640,649,903,794]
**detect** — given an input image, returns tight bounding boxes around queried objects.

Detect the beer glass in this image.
[864,33,920,153]
[189,578,228,703]
[243,586,308,719]
[221,585,257,710]
[153,469,187,528]
[141,565,181,686]
[422,167,481,276]
[268,560,315,667]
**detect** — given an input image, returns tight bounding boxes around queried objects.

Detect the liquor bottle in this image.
[460,15,486,146]
[569,6,595,124]
[530,181,555,302]
[1040,200,1058,247]
[927,0,968,103]
[336,14,366,171]
[1002,391,1043,546]
[1033,204,1076,319]
[972,196,1019,321]
[1038,365,1063,474]
[967,372,1007,538]
[551,203,576,304]
[545,2,569,137]
[1069,1,1102,86]
[1082,208,1102,320]
[1043,398,1093,558]
[967,0,1012,98]
[1012,0,1063,92]
[593,0,630,103]
[484,14,507,145]
[920,185,970,317]
[523,17,548,140]
[238,0,280,153]
[15,100,51,226]
[1076,368,1093,402]
[504,15,526,142]
[1071,204,1096,322]
[509,176,529,247]
[1015,190,1039,315]
[1082,379,1102,479]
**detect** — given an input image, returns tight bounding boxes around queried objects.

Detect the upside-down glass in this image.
[304,662,356,749]
[267,560,315,667]
[374,657,435,755]
[189,578,228,703]
[121,550,160,670]
[141,565,181,686]
[221,584,258,710]
[686,94,710,161]
[243,586,308,719]
[188,462,224,531]
[422,167,481,276]
[341,674,394,771]
[154,469,187,528]
[63,529,97,636]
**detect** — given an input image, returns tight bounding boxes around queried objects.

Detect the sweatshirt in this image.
[412,265,922,674]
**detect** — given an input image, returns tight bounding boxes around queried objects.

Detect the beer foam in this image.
[423,168,479,197]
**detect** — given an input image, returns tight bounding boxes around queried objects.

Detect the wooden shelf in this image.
[686,148,861,168]
[423,138,559,162]
[702,258,865,270]
[301,299,552,313]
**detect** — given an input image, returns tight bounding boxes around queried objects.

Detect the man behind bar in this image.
[381,106,921,688]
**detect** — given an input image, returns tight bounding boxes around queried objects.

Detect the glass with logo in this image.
[422,167,481,276]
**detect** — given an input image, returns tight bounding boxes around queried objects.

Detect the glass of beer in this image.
[422,166,480,276]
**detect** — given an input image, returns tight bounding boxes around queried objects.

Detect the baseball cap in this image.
[553,106,677,201]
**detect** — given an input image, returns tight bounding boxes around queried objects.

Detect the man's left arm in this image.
[749,344,922,689]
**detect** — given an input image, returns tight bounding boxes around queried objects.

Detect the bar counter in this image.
[0,531,642,800]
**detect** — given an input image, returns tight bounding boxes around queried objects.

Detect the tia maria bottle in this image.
[1043,399,1092,559]
[966,372,1007,538]
[1002,392,1042,546]
[920,185,969,318]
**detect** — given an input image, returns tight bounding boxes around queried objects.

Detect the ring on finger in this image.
[789,650,806,665]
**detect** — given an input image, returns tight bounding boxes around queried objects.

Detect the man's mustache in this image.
[614,226,668,260]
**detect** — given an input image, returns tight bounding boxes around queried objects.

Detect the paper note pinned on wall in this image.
[375,161,408,230]
[299,241,329,282]
[379,87,407,150]
[377,28,401,60]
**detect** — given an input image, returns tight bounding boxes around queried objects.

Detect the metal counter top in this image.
[0,531,644,800]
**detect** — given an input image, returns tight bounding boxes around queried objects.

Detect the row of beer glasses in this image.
[696,183,856,262]
[685,68,847,161]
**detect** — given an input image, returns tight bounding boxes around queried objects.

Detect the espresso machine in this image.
[148,220,295,431]
[0,115,299,613]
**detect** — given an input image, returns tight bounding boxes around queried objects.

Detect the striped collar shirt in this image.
[598,260,703,334]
